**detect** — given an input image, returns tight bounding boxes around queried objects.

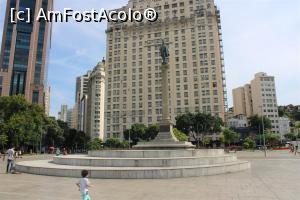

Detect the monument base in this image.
[134,122,195,149]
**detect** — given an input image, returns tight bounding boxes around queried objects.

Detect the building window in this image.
[32,91,39,103]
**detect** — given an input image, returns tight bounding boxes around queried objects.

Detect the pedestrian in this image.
[295,142,299,156]
[290,144,294,153]
[56,148,61,156]
[76,170,92,200]
[3,146,15,173]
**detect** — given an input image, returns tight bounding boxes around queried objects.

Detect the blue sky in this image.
[0,0,299,117]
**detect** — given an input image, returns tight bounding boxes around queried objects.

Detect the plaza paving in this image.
[0,151,300,200]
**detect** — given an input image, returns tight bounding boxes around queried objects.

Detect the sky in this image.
[0,0,299,118]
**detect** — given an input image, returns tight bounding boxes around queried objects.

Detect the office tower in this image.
[233,72,279,133]
[86,60,106,140]
[58,104,68,122]
[75,71,91,131]
[105,0,227,139]
[0,0,53,106]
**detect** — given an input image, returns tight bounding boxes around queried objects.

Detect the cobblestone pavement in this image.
[0,151,299,200]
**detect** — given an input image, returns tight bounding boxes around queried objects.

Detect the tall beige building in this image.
[233,72,279,133]
[86,60,106,140]
[105,0,227,139]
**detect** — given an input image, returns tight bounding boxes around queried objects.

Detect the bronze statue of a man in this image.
[160,39,169,65]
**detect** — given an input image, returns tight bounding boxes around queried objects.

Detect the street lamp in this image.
[128,128,131,149]
[260,105,267,158]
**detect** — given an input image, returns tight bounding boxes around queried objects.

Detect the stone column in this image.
[161,64,170,123]
[153,64,178,142]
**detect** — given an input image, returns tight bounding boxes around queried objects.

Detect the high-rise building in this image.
[75,71,91,131]
[0,0,53,106]
[70,105,78,129]
[86,60,106,140]
[233,72,279,133]
[105,0,227,139]
[66,108,73,127]
[58,104,68,122]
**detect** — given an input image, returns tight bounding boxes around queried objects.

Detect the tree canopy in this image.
[249,115,272,133]
[175,112,223,134]
[223,128,240,146]
[0,95,88,152]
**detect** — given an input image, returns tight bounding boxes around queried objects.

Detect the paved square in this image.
[0,151,300,200]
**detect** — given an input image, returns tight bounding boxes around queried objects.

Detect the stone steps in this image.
[16,159,250,179]
[88,149,224,158]
[53,155,237,167]
[15,150,250,179]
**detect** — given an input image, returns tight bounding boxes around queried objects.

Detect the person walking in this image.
[3,147,15,173]
[295,141,299,156]
[76,170,92,200]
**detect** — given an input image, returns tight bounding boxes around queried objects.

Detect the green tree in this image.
[0,95,64,152]
[45,117,64,147]
[144,124,159,141]
[0,134,8,151]
[223,128,240,146]
[120,140,129,149]
[203,136,211,147]
[87,138,102,150]
[243,137,256,150]
[176,112,223,148]
[265,131,280,146]
[0,95,29,121]
[249,115,272,133]
[284,133,297,141]
[173,128,188,141]
[104,138,122,148]
[175,112,195,134]
[218,134,225,145]
[124,124,147,145]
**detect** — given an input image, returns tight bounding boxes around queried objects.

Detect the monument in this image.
[134,40,195,149]
[15,40,250,179]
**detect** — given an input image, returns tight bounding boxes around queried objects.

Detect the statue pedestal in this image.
[134,64,195,150]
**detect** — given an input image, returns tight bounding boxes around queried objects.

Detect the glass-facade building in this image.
[0,0,53,106]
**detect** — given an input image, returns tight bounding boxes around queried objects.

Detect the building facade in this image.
[228,114,248,129]
[105,0,227,139]
[58,104,68,122]
[278,117,290,141]
[70,105,78,129]
[86,60,106,140]
[75,71,91,131]
[44,85,50,116]
[66,108,73,127]
[233,72,279,133]
[0,0,53,106]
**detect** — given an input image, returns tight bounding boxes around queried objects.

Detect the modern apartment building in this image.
[0,0,53,106]
[233,72,279,133]
[105,0,227,139]
[86,60,106,140]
